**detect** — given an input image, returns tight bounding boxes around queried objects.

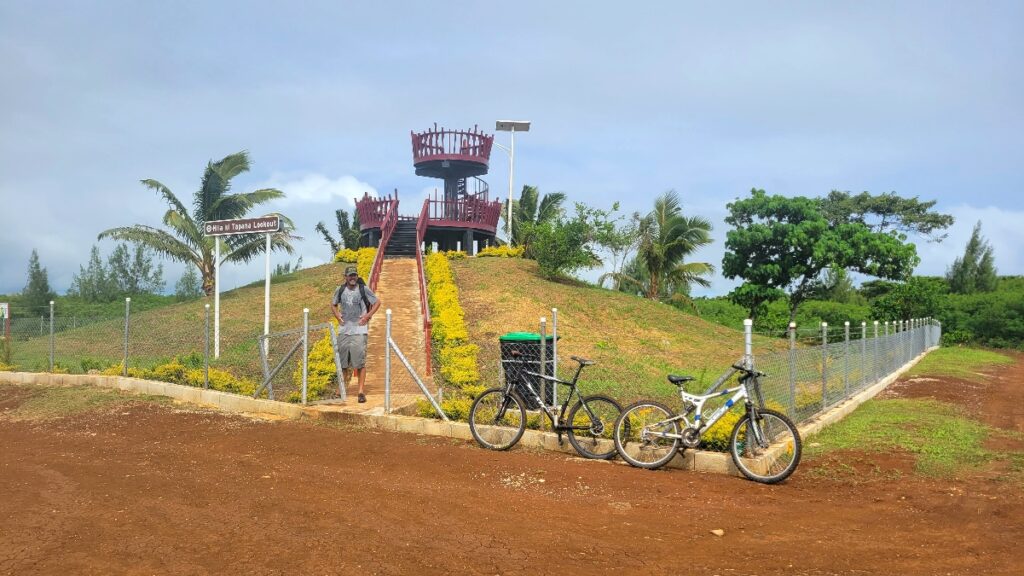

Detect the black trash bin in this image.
[499,332,558,409]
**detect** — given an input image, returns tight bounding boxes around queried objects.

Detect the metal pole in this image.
[843,321,849,397]
[873,321,879,382]
[385,309,392,414]
[551,308,558,407]
[214,239,220,359]
[204,304,210,389]
[540,317,547,430]
[788,322,796,416]
[264,233,271,355]
[48,300,54,372]
[123,297,131,376]
[821,322,828,408]
[743,319,753,368]
[301,308,309,405]
[861,322,867,387]
[506,126,515,241]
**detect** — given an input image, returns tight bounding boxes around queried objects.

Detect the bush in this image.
[941,329,972,347]
[477,245,524,258]
[333,248,360,263]
[442,250,468,260]
[291,327,339,403]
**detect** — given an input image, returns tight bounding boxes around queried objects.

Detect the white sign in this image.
[0,302,7,319]
[204,216,281,236]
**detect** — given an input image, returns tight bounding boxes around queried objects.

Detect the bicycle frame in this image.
[503,359,589,429]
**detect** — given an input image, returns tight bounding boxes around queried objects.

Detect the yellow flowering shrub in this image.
[187,367,257,396]
[101,363,147,378]
[333,248,360,263]
[0,362,17,372]
[442,250,467,260]
[477,245,524,258]
[357,247,376,279]
[149,360,188,385]
[702,410,742,451]
[438,343,480,388]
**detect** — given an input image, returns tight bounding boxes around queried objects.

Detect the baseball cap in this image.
[344,265,358,276]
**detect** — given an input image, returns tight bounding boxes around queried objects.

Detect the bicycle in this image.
[613,362,802,483]
[469,352,624,459]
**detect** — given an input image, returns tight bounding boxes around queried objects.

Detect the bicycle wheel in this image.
[613,401,681,470]
[469,388,527,451]
[566,395,623,460]
[729,408,802,484]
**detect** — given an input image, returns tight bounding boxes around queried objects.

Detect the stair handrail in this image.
[416,198,433,375]
[368,198,399,291]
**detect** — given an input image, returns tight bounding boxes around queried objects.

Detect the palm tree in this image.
[605,191,714,301]
[501,185,566,246]
[99,151,297,296]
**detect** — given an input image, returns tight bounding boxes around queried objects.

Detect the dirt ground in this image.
[2,356,1023,575]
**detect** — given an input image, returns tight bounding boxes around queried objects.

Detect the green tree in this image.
[607,191,713,301]
[174,267,203,301]
[502,185,566,247]
[946,221,998,294]
[23,249,56,311]
[99,151,297,296]
[69,245,116,302]
[723,189,919,321]
[820,190,954,241]
[595,208,642,291]
[316,209,360,254]
[528,213,599,279]
[108,243,165,295]
[870,277,946,321]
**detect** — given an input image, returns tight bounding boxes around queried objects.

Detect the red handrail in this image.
[411,125,494,166]
[355,192,394,231]
[415,199,433,375]
[421,190,503,233]
[368,198,398,291]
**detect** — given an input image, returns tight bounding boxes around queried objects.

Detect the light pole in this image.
[495,120,531,243]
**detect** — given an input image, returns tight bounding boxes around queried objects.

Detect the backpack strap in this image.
[358,282,372,311]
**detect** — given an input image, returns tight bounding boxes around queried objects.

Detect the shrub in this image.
[418,396,473,420]
[424,251,481,419]
[187,367,256,396]
[442,250,468,260]
[0,362,17,372]
[702,410,741,451]
[333,248,360,263]
[477,245,525,258]
[291,327,339,403]
[101,363,147,378]
[941,329,972,347]
[149,360,188,385]
[357,247,376,280]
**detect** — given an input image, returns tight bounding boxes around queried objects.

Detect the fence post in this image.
[743,319,753,368]
[204,304,210,389]
[843,321,850,397]
[48,300,54,372]
[123,297,131,376]
[861,322,867,387]
[540,317,548,430]
[301,308,309,405]
[788,322,796,416]
[551,308,558,407]
[873,321,880,382]
[385,309,392,414]
[821,322,828,408]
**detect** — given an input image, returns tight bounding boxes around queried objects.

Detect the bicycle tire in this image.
[566,395,623,460]
[729,408,802,484]
[613,401,681,470]
[469,388,527,451]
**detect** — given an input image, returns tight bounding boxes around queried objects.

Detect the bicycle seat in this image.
[667,374,695,386]
[570,355,595,366]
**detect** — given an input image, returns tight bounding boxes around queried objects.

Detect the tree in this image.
[99,151,297,296]
[107,243,165,295]
[606,191,714,301]
[316,209,361,254]
[595,208,642,291]
[174,267,203,301]
[820,190,954,242]
[502,185,566,247]
[871,277,946,321]
[69,245,115,302]
[946,221,998,294]
[23,249,56,311]
[528,211,600,279]
[273,256,303,277]
[723,189,919,321]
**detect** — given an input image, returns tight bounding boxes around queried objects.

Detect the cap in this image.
[344,265,358,276]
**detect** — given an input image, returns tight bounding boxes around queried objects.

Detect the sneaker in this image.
[358,393,366,403]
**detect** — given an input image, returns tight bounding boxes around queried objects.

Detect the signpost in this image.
[204,216,281,358]
[0,302,8,340]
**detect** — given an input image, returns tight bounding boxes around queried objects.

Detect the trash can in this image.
[499,332,558,409]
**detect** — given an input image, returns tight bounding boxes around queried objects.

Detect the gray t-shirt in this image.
[332,282,379,335]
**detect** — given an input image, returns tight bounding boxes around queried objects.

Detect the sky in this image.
[1,0,1022,298]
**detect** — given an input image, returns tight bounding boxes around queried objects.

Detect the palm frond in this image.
[141,179,191,219]
[536,192,567,224]
[98,225,198,264]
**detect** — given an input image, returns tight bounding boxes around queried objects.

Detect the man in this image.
[331,265,381,403]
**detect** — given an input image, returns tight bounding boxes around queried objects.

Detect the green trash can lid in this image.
[499,332,558,342]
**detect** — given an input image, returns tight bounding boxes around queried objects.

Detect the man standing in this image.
[331,265,381,403]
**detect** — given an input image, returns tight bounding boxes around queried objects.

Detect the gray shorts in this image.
[337,333,369,369]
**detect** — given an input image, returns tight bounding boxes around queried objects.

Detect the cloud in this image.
[258,173,377,207]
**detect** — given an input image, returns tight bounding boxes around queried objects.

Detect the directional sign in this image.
[204,216,281,236]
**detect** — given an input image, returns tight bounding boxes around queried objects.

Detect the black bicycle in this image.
[469,353,624,459]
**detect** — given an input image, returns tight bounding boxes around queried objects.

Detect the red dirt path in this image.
[2,356,1023,575]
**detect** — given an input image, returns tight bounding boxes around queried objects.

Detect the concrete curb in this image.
[0,346,936,478]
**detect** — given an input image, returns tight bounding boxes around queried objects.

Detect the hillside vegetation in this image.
[452,258,787,403]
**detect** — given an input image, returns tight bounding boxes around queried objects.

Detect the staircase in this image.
[386,220,418,256]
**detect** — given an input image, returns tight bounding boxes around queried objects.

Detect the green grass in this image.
[906,347,1013,382]
[808,398,997,476]
[0,384,170,421]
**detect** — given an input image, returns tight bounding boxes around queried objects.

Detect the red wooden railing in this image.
[368,198,398,291]
[422,190,503,233]
[356,191,395,231]
[411,124,494,166]
[415,199,432,375]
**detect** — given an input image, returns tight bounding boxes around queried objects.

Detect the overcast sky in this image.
[1,1,1021,298]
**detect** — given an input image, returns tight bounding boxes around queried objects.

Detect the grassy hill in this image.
[8,258,787,405]
[452,258,787,403]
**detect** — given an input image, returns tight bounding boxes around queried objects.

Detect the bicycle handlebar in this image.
[732,364,767,378]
